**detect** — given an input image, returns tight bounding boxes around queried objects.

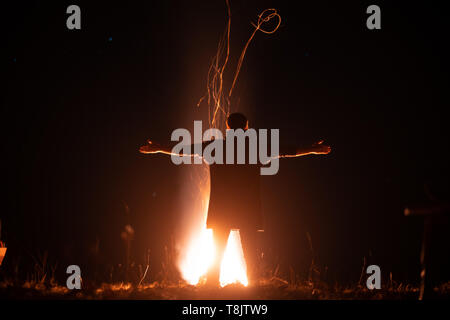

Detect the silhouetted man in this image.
[139,113,331,286]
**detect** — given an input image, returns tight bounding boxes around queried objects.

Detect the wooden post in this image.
[404,203,449,300]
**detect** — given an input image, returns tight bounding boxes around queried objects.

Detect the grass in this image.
[1,244,448,300]
[1,274,449,300]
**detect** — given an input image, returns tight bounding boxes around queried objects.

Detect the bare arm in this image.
[139,140,178,156]
[278,140,331,158]
[139,140,205,159]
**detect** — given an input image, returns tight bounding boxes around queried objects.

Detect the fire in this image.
[179,227,248,287]
[178,2,280,288]
[179,228,214,285]
[177,163,248,287]
[219,230,248,287]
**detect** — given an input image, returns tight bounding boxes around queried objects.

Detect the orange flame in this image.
[179,228,215,285]
[179,227,248,287]
[179,2,280,287]
[219,230,248,287]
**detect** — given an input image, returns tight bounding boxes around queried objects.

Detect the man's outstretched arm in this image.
[279,140,331,158]
[139,140,205,159]
[139,140,178,156]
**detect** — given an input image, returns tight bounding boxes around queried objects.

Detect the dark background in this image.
[2,1,449,285]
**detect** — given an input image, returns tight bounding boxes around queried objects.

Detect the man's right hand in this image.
[139,140,163,154]
[310,140,331,155]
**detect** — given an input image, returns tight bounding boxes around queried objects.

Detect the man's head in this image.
[226,113,248,130]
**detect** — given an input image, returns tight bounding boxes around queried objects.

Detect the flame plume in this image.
[179,1,281,287]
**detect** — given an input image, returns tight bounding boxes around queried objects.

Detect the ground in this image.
[1,279,449,299]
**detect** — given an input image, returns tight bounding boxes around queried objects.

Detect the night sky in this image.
[2,1,449,284]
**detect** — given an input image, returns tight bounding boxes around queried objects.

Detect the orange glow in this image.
[178,3,280,288]
[177,163,248,287]
[179,228,215,285]
[179,227,248,287]
[219,230,248,287]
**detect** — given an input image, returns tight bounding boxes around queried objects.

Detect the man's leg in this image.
[240,228,260,286]
[206,227,230,286]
